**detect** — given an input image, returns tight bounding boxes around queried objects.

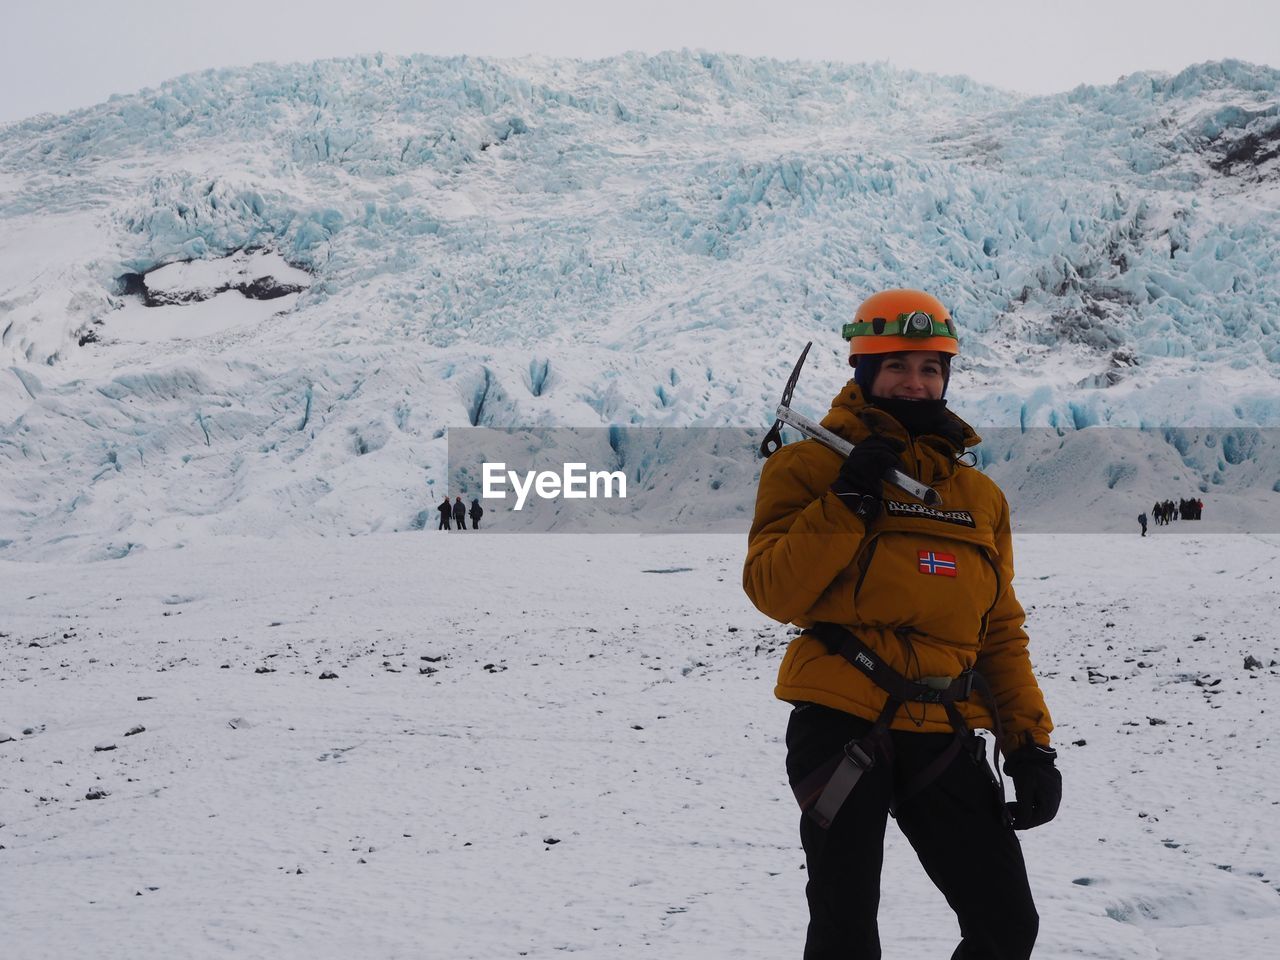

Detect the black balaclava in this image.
[852,353,883,397]
[853,352,956,441]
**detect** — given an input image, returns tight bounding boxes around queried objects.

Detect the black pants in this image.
[439,516,450,530]
[455,516,466,530]
[786,703,1038,960]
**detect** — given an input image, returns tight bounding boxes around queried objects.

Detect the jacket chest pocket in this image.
[852,528,999,637]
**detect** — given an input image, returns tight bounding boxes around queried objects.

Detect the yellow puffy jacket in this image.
[743,380,1053,751]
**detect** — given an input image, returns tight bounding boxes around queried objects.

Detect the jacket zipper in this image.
[978,550,1001,641]
[853,534,881,603]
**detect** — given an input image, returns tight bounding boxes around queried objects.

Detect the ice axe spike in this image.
[760,341,942,507]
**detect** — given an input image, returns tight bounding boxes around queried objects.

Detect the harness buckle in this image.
[912,671,975,703]
[844,740,875,770]
[915,675,952,703]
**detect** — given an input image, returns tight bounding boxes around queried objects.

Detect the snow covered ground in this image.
[4,530,1279,959]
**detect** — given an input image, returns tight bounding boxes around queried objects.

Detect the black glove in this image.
[1003,744,1061,830]
[830,436,904,519]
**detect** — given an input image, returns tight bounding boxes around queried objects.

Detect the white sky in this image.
[2,0,1278,123]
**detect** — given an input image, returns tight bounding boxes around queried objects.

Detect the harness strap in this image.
[808,622,975,705]
[798,622,1005,829]
[894,702,969,809]
[807,697,898,829]
[965,669,1012,824]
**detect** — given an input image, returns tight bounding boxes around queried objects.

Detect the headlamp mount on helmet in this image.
[841,312,957,341]
[902,311,934,338]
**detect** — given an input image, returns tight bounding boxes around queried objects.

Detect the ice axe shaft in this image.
[772,404,853,459]
[773,404,942,506]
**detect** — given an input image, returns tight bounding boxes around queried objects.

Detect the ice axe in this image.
[759,341,942,506]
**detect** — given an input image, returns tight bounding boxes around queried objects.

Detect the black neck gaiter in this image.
[868,396,951,438]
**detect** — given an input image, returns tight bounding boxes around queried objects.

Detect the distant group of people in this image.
[1154,497,1204,524]
[438,495,483,530]
[1138,497,1205,535]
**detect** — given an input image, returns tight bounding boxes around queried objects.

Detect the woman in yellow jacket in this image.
[744,290,1059,960]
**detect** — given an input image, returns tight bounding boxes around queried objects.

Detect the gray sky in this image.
[3,0,1278,123]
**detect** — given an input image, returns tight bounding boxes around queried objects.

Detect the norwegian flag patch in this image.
[918,550,957,577]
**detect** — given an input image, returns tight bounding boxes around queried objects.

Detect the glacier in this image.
[1,52,1279,556]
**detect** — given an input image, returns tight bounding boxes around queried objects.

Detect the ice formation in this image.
[1,54,1278,555]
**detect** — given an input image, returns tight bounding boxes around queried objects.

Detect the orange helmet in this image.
[842,289,959,360]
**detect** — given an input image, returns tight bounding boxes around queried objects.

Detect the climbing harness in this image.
[790,621,1008,830]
